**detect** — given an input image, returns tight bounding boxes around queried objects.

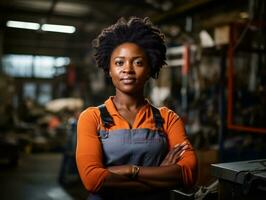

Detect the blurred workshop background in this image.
[0,0,265,200]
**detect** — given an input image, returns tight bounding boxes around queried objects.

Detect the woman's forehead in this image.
[111,42,146,58]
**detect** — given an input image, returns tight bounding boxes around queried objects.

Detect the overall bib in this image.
[88,104,170,200]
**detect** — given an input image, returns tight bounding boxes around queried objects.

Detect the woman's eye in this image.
[115,60,124,66]
[134,59,143,66]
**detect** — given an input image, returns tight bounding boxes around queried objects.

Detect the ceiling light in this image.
[6,20,76,34]
[41,24,76,34]
[6,20,40,30]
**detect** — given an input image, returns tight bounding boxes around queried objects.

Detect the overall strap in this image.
[98,104,114,128]
[98,104,163,129]
[151,105,164,130]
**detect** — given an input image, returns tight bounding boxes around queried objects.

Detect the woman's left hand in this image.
[160,142,189,166]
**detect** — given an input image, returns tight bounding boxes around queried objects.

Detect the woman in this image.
[76,17,198,200]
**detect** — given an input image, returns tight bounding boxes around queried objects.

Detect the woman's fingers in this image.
[169,144,187,159]
[168,145,183,161]
[160,142,190,166]
[174,141,186,148]
[166,143,190,163]
[172,149,187,163]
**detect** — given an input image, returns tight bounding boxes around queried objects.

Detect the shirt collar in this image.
[104,96,151,116]
[104,96,120,116]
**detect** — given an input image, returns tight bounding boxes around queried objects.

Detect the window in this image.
[23,83,36,99]
[2,54,70,78]
[38,84,52,105]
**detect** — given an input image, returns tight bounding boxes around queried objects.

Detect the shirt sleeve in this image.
[161,107,198,187]
[76,108,110,192]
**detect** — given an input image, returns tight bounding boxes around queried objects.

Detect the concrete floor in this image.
[0,153,88,200]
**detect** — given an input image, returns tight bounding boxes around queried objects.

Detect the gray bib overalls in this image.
[88,104,170,200]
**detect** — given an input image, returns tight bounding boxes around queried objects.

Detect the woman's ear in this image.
[109,70,112,77]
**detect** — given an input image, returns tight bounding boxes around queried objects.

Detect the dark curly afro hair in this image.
[92,16,167,79]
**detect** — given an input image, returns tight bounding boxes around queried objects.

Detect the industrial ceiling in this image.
[0,0,250,56]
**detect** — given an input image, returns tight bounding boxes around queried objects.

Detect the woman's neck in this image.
[113,92,146,111]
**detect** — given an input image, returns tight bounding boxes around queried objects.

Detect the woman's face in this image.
[109,42,150,94]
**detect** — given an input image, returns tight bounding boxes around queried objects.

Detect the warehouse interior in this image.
[0,0,265,199]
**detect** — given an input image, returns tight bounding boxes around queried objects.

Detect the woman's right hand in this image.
[160,141,189,166]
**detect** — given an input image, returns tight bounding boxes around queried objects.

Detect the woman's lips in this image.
[120,77,136,84]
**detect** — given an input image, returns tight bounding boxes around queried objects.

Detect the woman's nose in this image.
[122,61,134,73]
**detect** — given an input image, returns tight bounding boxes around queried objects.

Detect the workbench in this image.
[211,159,266,200]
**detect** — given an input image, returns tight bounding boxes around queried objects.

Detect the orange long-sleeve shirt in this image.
[76,97,198,192]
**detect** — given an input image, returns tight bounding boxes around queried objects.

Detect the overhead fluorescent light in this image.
[6,20,76,34]
[6,20,40,30]
[41,24,76,33]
